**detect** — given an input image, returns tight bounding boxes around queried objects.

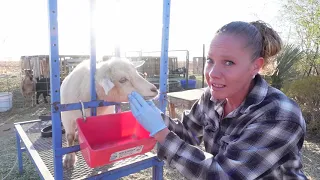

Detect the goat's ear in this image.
[132,60,145,68]
[98,78,115,95]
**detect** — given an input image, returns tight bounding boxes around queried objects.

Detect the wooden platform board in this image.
[167,88,207,118]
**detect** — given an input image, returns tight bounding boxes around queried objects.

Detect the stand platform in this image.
[167,88,206,118]
[14,119,164,180]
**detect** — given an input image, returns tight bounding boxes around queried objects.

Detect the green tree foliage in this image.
[270,43,304,89]
[283,76,320,133]
[280,0,320,76]
[285,76,320,111]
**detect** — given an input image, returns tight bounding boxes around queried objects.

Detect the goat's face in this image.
[96,57,158,102]
[24,69,34,81]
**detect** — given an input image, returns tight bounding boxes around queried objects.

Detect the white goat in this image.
[60,57,158,168]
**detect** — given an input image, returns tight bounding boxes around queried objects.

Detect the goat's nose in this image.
[151,87,158,93]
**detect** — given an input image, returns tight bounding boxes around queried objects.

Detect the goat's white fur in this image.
[60,57,158,168]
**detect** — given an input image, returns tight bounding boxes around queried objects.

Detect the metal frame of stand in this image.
[14,0,171,179]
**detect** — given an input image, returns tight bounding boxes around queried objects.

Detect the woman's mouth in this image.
[211,83,226,90]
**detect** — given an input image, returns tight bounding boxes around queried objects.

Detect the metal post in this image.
[114,15,124,113]
[114,45,122,113]
[90,0,97,116]
[47,0,63,179]
[159,0,171,112]
[185,51,189,89]
[115,45,121,57]
[152,164,164,180]
[202,44,205,88]
[15,132,23,174]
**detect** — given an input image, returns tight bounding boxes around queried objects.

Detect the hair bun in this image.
[250,20,282,60]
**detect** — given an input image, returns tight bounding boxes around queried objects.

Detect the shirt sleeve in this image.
[157,120,305,180]
[161,91,207,146]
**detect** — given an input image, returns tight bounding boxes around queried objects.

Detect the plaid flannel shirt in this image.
[158,74,308,180]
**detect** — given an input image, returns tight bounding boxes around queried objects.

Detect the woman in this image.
[128,20,307,180]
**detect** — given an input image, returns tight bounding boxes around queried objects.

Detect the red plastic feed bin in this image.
[76,111,157,168]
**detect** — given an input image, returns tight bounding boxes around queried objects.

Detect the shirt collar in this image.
[239,74,269,114]
[209,74,269,117]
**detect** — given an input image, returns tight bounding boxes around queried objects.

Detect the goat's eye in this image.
[119,77,128,83]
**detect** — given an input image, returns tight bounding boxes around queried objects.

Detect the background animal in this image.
[35,76,65,104]
[170,67,186,77]
[20,69,37,107]
[138,72,148,79]
[35,77,50,104]
[60,57,158,168]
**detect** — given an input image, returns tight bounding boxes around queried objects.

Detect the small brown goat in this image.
[20,69,37,107]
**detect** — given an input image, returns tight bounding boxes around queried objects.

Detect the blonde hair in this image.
[216,20,282,75]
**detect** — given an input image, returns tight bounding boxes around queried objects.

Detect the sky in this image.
[0,0,288,61]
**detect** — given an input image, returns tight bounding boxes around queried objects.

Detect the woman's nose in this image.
[208,65,222,78]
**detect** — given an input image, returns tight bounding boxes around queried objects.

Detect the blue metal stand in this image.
[14,0,171,179]
[159,0,171,112]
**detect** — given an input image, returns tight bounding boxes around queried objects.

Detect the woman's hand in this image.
[128,91,169,142]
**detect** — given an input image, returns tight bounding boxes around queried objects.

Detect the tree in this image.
[279,0,320,76]
[284,76,320,134]
[270,43,304,89]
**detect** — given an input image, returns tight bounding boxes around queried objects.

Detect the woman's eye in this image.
[119,77,128,83]
[225,60,234,66]
[206,58,214,64]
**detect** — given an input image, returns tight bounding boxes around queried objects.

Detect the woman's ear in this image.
[252,57,264,76]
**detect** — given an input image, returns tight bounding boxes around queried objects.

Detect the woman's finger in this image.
[146,100,154,106]
[128,94,142,110]
[129,101,140,116]
[146,100,157,109]
[131,91,148,108]
[147,100,162,113]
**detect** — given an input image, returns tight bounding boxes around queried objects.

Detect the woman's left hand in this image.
[128,91,168,137]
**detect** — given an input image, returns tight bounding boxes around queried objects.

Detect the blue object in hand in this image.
[128,91,167,137]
